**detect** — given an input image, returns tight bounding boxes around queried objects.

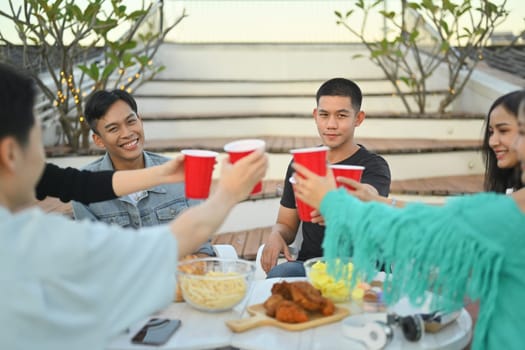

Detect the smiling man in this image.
[72,90,214,257]
[260,78,391,278]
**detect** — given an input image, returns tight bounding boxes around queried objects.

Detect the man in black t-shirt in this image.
[260,78,391,278]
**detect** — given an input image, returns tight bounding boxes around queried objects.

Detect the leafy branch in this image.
[336,0,510,114]
[0,0,186,151]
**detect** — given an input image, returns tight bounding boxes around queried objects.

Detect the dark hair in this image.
[316,78,363,112]
[84,89,138,133]
[0,63,36,147]
[482,90,525,193]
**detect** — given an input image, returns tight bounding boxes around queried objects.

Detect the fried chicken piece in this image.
[320,298,335,316]
[263,294,285,317]
[274,300,309,323]
[270,281,293,300]
[289,281,325,311]
[265,281,335,322]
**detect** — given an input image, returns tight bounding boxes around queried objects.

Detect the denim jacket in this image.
[71,151,214,256]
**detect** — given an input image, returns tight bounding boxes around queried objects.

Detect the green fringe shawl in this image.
[320,190,507,350]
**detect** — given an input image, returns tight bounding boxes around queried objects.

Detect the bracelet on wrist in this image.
[390,198,397,207]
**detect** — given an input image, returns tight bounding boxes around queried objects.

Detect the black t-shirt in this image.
[280,145,391,261]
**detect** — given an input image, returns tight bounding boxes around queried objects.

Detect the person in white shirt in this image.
[0,63,268,350]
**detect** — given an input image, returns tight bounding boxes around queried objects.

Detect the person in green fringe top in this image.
[289,98,525,350]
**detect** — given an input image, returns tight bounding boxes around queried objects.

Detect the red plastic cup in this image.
[224,139,266,195]
[330,164,365,190]
[181,149,218,199]
[290,146,329,222]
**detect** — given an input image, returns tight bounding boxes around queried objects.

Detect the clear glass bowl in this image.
[177,258,255,312]
[304,257,387,312]
[304,257,354,303]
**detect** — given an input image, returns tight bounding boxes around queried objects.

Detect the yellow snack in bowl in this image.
[307,260,354,302]
[351,287,365,300]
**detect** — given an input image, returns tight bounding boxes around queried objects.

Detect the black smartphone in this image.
[131,318,181,346]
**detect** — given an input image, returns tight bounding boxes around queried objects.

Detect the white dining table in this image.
[107,277,472,350]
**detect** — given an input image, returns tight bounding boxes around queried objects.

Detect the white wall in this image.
[451,69,524,114]
[155,43,383,81]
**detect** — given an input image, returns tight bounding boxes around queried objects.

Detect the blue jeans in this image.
[266,261,306,278]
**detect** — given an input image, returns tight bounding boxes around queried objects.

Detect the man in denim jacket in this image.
[72,89,214,256]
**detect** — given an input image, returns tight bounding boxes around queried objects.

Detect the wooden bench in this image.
[212,226,272,260]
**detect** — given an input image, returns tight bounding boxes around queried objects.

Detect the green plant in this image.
[336,0,509,114]
[0,0,186,151]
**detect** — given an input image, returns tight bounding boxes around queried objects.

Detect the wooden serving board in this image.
[225,303,350,333]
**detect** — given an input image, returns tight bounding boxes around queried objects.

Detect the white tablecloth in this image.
[107,278,472,350]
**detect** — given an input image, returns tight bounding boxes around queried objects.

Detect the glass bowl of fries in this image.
[177,258,255,312]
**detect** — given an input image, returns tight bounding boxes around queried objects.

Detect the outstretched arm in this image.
[112,156,184,196]
[37,157,185,204]
[36,163,115,204]
[337,177,406,207]
[291,162,406,209]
